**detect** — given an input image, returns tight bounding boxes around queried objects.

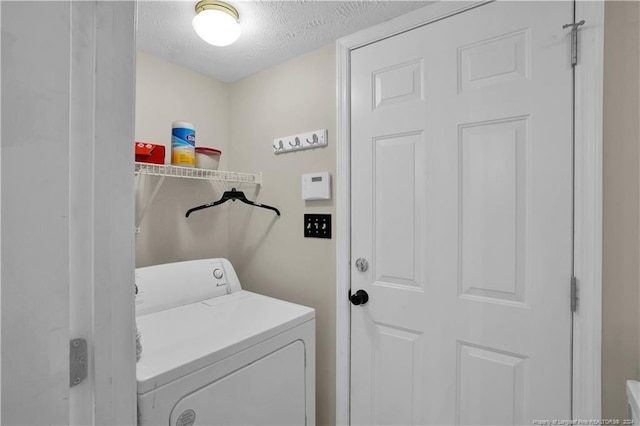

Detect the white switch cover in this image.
[273,129,327,154]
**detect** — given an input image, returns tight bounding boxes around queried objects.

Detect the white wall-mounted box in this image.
[302,172,331,200]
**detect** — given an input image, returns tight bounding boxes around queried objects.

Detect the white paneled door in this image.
[350,2,573,424]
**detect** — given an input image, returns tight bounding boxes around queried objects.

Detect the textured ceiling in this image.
[137,1,432,83]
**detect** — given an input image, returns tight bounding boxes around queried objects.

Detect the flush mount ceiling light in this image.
[192,0,241,47]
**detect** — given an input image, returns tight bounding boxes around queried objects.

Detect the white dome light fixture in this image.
[192,0,241,47]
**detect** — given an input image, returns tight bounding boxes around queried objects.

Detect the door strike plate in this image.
[70,338,87,387]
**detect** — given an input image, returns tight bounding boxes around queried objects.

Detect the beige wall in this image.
[603,1,640,420]
[135,52,230,267]
[228,44,337,426]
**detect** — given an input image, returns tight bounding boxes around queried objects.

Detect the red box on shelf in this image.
[135,142,165,165]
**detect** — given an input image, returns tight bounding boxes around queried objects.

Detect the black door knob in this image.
[350,289,369,306]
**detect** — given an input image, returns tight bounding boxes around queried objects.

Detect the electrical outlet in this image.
[304,214,331,239]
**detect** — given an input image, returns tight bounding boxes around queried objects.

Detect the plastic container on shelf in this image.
[171,121,196,167]
[195,147,222,170]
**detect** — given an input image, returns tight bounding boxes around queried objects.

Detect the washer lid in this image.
[136,290,315,394]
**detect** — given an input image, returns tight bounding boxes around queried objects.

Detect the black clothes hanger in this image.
[185,188,281,217]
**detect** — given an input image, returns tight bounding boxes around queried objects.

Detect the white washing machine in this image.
[135,258,315,426]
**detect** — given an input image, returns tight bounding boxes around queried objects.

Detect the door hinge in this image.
[570,276,578,312]
[70,338,88,387]
[563,20,586,67]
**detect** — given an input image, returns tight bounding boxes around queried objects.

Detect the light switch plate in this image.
[304,214,331,239]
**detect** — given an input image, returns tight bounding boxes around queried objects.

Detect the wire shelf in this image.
[134,162,262,185]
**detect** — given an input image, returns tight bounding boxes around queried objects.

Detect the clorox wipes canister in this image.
[171,121,196,167]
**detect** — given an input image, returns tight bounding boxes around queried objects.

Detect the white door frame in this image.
[70,2,138,424]
[1,1,136,423]
[335,1,604,424]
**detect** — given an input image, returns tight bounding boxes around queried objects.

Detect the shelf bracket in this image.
[135,174,165,234]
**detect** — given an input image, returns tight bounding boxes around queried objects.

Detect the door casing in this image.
[335,1,604,423]
[1,1,137,424]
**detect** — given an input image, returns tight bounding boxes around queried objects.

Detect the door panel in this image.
[456,342,526,425]
[1,3,72,424]
[372,324,422,426]
[351,2,573,424]
[374,132,422,289]
[458,29,529,92]
[459,117,528,304]
[373,60,423,109]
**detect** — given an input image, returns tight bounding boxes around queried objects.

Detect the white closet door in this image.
[350,2,573,424]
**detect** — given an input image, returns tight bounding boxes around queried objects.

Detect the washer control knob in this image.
[213,268,224,279]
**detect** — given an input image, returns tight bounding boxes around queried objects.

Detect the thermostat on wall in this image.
[302,172,331,200]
